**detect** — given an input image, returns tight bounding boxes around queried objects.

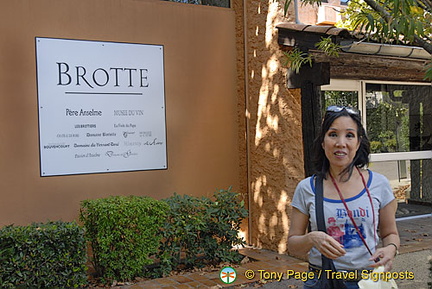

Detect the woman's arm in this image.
[288,207,346,259]
[370,199,400,271]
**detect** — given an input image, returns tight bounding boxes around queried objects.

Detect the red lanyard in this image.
[329,167,376,256]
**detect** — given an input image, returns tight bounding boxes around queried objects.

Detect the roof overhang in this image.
[340,41,431,60]
[276,23,431,60]
[276,23,431,84]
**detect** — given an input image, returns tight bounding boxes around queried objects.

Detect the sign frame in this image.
[36,37,168,176]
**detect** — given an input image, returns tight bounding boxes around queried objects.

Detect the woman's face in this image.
[322,116,361,172]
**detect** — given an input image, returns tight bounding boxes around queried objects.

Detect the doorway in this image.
[321,80,432,204]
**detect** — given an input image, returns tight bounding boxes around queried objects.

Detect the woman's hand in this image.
[369,245,397,271]
[308,231,346,259]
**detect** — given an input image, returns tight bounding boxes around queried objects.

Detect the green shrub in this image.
[204,188,248,261]
[150,187,248,277]
[80,195,169,283]
[370,141,382,153]
[0,221,87,289]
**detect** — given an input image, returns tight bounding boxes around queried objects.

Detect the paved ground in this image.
[241,213,432,289]
[393,249,431,289]
[110,209,432,289]
[396,202,432,218]
[241,249,432,289]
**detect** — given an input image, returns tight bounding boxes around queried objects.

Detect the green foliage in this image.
[425,61,432,81]
[366,99,409,153]
[340,0,432,78]
[80,190,247,282]
[281,37,340,74]
[80,195,169,284]
[370,140,382,152]
[341,0,430,43]
[282,0,432,80]
[378,131,398,152]
[282,48,313,74]
[282,0,322,16]
[148,188,248,278]
[321,91,359,112]
[315,37,341,57]
[322,88,412,154]
[0,221,87,289]
[340,1,381,33]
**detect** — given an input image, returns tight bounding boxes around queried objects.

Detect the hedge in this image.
[0,221,87,288]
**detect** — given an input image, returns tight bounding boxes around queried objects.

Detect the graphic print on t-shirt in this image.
[326,206,370,249]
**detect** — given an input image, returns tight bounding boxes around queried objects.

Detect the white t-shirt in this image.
[291,170,394,270]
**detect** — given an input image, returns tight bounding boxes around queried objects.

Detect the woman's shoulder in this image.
[295,175,316,193]
[367,169,390,184]
[366,169,394,204]
[292,176,316,208]
[297,175,315,187]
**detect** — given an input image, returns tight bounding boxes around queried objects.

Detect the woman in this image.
[289,106,400,289]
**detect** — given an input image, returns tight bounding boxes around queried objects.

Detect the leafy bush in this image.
[149,188,248,277]
[80,195,169,283]
[0,221,87,289]
[370,140,382,153]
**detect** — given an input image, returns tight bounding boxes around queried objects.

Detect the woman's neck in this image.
[329,166,353,182]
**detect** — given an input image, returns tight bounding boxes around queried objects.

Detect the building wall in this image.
[231,0,249,238]
[0,0,309,253]
[0,0,240,226]
[233,0,305,253]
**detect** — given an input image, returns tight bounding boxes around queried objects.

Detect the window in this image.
[365,83,432,153]
[321,80,432,203]
[321,90,358,114]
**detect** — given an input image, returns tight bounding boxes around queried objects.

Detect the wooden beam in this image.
[310,50,429,82]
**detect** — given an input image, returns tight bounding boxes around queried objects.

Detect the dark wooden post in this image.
[287,62,330,177]
[419,86,432,203]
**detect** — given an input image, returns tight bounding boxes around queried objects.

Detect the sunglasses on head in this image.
[326,105,359,115]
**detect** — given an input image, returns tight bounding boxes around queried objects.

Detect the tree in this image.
[283,0,432,79]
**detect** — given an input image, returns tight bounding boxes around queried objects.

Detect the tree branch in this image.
[363,0,392,22]
[418,0,432,13]
[362,0,432,54]
[414,35,432,54]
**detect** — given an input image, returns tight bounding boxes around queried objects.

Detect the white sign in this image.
[36,37,167,176]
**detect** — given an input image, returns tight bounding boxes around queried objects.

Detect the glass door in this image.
[321,80,432,204]
[321,79,361,114]
[364,82,432,203]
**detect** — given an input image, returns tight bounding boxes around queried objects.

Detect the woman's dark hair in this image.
[312,108,370,181]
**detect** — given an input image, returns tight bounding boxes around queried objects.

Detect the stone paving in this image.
[397,215,432,254]
[111,248,308,289]
[106,212,432,289]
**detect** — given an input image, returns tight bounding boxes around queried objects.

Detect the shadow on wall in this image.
[246,1,305,253]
